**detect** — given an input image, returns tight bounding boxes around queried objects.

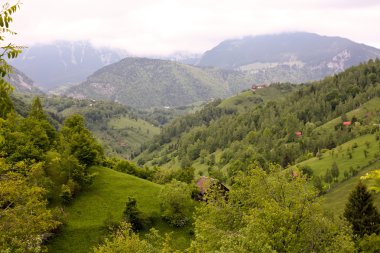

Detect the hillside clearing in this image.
[322,161,380,213]
[47,167,192,253]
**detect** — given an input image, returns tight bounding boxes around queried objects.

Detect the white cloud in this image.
[9,0,380,55]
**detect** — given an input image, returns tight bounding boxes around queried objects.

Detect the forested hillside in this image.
[63,57,253,108]
[11,93,161,159]
[138,60,380,181]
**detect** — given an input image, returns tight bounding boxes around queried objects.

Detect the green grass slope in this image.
[322,161,380,213]
[218,83,298,113]
[48,167,163,253]
[298,134,380,181]
[294,132,380,214]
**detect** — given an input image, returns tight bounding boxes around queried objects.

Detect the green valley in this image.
[2,3,380,252]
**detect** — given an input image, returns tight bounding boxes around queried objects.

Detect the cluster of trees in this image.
[0,94,104,250]
[106,157,195,185]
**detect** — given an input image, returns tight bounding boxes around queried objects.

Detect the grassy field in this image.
[218,85,298,113]
[48,167,192,253]
[298,134,380,181]
[322,161,380,214]
[109,116,160,137]
[106,115,160,154]
[294,133,380,214]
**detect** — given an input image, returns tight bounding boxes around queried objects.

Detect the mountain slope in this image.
[41,95,160,158]
[198,32,380,84]
[7,67,42,94]
[10,41,128,90]
[136,60,380,175]
[63,57,253,108]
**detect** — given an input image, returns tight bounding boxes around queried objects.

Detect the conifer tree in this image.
[29,96,47,120]
[344,181,380,237]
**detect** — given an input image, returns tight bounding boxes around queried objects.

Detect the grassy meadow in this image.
[48,167,192,253]
[298,134,380,181]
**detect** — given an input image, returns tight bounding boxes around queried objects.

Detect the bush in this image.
[59,184,72,204]
[359,233,380,253]
[123,197,151,231]
[300,165,313,178]
[158,180,193,227]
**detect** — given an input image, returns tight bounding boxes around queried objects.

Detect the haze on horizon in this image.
[11,0,380,56]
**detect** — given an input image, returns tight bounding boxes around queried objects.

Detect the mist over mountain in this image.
[10,41,128,91]
[10,32,380,109]
[63,57,253,108]
[198,32,380,83]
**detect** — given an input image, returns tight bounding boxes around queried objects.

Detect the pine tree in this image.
[344,181,380,237]
[29,96,47,120]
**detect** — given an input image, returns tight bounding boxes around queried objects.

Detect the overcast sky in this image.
[10,0,380,55]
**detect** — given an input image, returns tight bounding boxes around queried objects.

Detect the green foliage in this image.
[0,1,22,87]
[0,173,60,252]
[152,166,194,184]
[111,159,152,179]
[0,84,13,118]
[29,96,47,120]
[0,110,56,163]
[300,164,313,178]
[358,233,380,253]
[361,169,380,193]
[60,183,73,204]
[190,164,355,252]
[60,114,104,167]
[159,180,194,227]
[344,181,380,237]
[123,197,150,231]
[93,222,157,253]
[93,222,176,253]
[331,161,339,179]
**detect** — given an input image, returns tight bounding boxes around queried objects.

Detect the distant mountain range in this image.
[10,32,380,109]
[197,32,380,83]
[10,41,128,90]
[62,57,252,108]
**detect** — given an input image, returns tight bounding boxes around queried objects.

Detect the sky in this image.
[9,0,380,56]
